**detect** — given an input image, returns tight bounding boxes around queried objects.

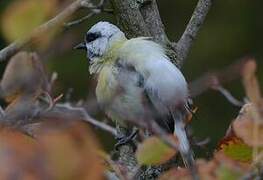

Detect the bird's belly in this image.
[96,67,144,126]
[98,89,145,127]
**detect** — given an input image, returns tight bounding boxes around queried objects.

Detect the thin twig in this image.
[64,0,113,28]
[55,103,117,136]
[39,91,63,112]
[42,91,55,111]
[0,101,117,137]
[64,12,97,28]
[189,58,249,98]
[53,94,64,104]
[194,137,210,147]
[176,0,212,65]
[0,0,93,61]
[213,86,244,107]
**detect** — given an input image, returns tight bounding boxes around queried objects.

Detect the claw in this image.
[114,129,138,150]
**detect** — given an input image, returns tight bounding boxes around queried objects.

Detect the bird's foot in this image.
[114,129,139,151]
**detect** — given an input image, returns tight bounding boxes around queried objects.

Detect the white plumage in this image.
[76,21,194,167]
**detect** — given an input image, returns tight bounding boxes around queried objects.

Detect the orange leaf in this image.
[0,122,105,179]
[232,104,263,147]
[242,60,261,104]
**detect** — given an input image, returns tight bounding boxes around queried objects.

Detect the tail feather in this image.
[171,110,195,168]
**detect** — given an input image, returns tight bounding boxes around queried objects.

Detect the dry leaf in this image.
[242,60,261,105]
[232,104,263,147]
[1,51,49,102]
[1,0,57,42]
[159,160,218,180]
[0,122,104,179]
[136,136,177,165]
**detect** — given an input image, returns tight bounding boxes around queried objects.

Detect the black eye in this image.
[85,32,101,43]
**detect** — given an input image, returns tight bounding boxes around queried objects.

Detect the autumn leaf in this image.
[232,106,263,147]
[38,122,103,180]
[1,52,49,102]
[221,104,263,148]
[241,60,261,105]
[159,160,218,180]
[1,0,59,49]
[0,122,105,179]
[0,127,43,179]
[159,158,246,180]
[1,0,56,41]
[239,60,263,146]
[218,138,253,163]
[159,167,190,180]
[136,136,177,165]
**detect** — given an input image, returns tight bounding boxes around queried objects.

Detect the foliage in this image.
[136,136,177,165]
[0,0,262,180]
[0,122,104,180]
[0,56,261,179]
[1,0,59,48]
[2,0,50,41]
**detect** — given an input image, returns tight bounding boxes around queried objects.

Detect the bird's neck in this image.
[89,38,127,74]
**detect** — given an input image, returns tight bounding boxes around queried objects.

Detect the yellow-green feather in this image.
[94,38,154,126]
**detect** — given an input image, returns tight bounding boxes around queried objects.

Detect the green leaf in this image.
[136,136,177,165]
[222,140,253,163]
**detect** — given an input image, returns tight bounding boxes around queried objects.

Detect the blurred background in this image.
[0,0,262,158]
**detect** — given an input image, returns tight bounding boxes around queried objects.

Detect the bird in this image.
[75,21,194,167]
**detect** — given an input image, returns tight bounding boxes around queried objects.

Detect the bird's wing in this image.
[116,38,188,132]
[114,58,175,133]
[143,86,175,133]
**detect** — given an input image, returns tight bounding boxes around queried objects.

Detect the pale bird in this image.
[75,21,194,167]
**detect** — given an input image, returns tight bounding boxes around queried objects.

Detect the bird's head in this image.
[74,21,126,63]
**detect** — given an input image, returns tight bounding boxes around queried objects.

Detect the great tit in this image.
[75,21,194,167]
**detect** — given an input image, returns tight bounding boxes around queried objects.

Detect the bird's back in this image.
[119,38,188,108]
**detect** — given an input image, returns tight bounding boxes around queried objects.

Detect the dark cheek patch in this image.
[85,32,101,43]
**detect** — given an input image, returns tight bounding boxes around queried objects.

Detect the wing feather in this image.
[115,57,175,132]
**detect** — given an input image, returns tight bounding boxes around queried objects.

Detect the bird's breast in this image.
[96,65,118,106]
[95,64,145,123]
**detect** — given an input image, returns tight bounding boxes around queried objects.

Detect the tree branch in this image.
[110,0,179,65]
[110,0,151,38]
[1,102,117,137]
[0,0,96,62]
[108,1,211,178]
[64,0,113,28]
[55,104,118,136]
[212,85,244,107]
[110,0,213,66]
[188,57,249,98]
[139,0,168,43]
[64,12,97,28]
[0,0,214,179]
[176,0,212,65]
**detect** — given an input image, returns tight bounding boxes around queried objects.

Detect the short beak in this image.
[74,42,86,50]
